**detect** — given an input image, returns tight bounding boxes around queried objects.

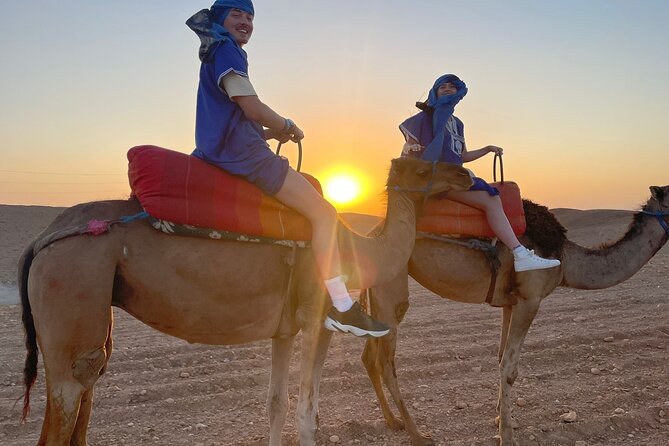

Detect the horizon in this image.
[1,1,668,215]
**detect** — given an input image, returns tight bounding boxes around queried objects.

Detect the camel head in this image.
[649,185,669,209]
[386,157,472,201]
[646,185,669,231]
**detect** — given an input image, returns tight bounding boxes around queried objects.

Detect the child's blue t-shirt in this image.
[192,41,267,164]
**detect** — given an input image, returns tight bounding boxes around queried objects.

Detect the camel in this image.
[18,156,472,446]
[361,185,669,446]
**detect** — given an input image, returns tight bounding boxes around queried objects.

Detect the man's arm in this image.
[221,72,303,141]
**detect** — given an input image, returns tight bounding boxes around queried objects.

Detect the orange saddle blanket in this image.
[127,145,320,241]
[416,182,526,238]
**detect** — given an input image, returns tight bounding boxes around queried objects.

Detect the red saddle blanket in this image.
[416,182,526,238]
[127,145,320,241]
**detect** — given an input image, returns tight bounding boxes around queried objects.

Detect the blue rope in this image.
[120,211,149,224]
[641,210,669,235]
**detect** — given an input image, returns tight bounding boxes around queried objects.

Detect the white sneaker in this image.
[514,248,561,272]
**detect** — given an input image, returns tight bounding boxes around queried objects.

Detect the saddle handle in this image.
[493,153,504,184]
[276,140,303,172]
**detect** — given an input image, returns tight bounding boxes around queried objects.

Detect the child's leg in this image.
[445,190,520,249]
[445,190,560,272]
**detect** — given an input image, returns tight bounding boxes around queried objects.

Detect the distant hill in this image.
[0,204,639,284]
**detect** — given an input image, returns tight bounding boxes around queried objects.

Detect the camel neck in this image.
[560,212,669,289]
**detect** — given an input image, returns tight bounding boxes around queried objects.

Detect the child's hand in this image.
[402,142,423,155]
[485,145,504,155]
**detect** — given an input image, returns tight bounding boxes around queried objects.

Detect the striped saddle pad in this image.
[417,181,526,238]
[127,145,320,241]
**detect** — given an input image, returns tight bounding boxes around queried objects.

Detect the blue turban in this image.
[186,0,255,63]
[211,0,254,15]
[421,74,468,162]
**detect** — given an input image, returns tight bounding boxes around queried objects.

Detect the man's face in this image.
[223,8,254,46]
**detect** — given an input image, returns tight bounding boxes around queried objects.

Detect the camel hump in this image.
[127,145,321,241]
[417,181,526,238]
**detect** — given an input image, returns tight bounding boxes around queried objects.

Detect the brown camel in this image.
[18,157,472,446]
[361,185,669,446]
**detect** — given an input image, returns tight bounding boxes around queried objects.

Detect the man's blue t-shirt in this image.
[192,42,267,165]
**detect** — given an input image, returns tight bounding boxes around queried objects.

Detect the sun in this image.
[323,173,363,205]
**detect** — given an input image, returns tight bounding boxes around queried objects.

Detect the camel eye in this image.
[416,169,429,177]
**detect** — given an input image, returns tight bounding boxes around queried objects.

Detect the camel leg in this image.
[497,296,541,446]
[30,265,113,446]
[69,388,94,446]
[70,312,114,446]
[296,326,332,446]
[268,336,295,446]
[362,278,432,446]
[498,306,512,364]
[361,336,405,431]
[37,344,108,446]
[367,330,434,446]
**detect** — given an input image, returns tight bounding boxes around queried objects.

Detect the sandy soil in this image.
[0,204,667,445]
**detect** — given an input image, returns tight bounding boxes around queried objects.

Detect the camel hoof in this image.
[410,433,434,446]
[493,434,518,446]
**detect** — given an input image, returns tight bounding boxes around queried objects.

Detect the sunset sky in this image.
[1,1,667,216]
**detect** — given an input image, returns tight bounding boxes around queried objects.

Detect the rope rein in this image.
[641,209,669,235]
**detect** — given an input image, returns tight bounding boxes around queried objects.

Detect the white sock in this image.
[324,275,354,312]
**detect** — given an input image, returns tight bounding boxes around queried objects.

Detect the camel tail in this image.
[18,242,38,422]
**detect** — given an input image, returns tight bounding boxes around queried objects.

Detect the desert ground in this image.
[0,203,667,445]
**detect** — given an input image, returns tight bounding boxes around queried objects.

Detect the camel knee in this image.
[72,348,106,388]
[268,392,289,416]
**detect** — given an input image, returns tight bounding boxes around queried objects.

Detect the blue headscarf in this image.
[421,74,468,162]
[186,0,255,63]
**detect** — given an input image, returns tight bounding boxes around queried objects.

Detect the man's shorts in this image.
[193,121,290,195]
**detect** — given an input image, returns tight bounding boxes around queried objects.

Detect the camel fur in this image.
[362,185,669,446]
[18,157,472,446]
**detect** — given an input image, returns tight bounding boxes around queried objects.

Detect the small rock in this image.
[560,410,577,423]
[516,397,527,407]
[590,367,601,375]
[329,434,340,443]
[166,398,175,404]
[573,316,586,322]
[471,366,482,373]
[614,408,625,414]
[179,372,190,379]
[603,336,614,342]
[195,423,207,429]
[659,409,666,417]
[412,402,420,409]
[528,434,536,441]
[455,401,467,410]
[575,441,586,446]
[127,422,134,427]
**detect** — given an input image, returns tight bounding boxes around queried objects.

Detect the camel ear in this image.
[650,186,665,202]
